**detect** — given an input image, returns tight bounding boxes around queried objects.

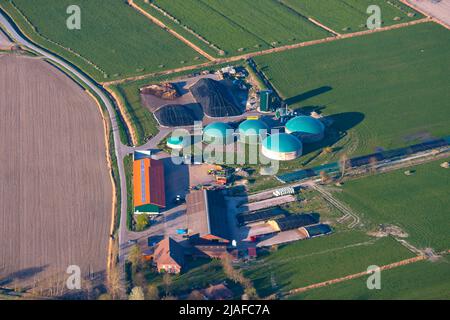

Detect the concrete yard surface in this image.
[0,55,112,294]
[407,0,450,28]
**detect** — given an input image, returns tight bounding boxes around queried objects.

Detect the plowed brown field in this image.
[0,55,112,295]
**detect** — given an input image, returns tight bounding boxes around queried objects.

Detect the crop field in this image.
[0,55,112,292]
[244,231,415,297]
[333,158,450,252]
[0,0,205,81]
[254,22,450,157]
[141,0,329,57]
[280,0,421,33]
[290,256,450,300]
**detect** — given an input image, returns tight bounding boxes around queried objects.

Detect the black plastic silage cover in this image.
[190,78,242,117]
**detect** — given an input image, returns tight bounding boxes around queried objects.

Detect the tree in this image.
[128,244,143,270]
[221,253,257,299]
[107,262,124,300]
[187,290,204,300]
[146,284,160,300]
[135,214,150,232]
[369,156,378,174]
[129,286,145,300]
[97,293,112,300]
[244,285,259,300]
[319,170,330,184]
[339,153,349,180]
[162,273,173,296]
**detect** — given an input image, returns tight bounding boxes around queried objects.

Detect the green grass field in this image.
[1,0,205,81]
[333,158,450,252]
[147,0,329,56]
[254,22,450,157]
[281,0,421,33]
[244,231,415,297]
[290,256,450,300]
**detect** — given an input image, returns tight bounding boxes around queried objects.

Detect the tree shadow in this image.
[285,86,333,106]
[0,265,48,287]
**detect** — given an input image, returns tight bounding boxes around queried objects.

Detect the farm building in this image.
[237,119,269,144]
[203,122,234,144]
[261,133,303,161]
[285,116,325,143]
[133,157,166,214]
[186,189,231,258]
[237,206,287,226]
[190,78,242,117]
[270,214,319,232]
[300,224,333,238]
[153,237,184,274]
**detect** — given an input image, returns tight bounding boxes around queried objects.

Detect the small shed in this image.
[248,247,257,259]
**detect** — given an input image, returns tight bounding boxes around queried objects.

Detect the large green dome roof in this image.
[285,116,325,135]
[262,133,302,153]
[238,119,269,135]
[203,122,233,143]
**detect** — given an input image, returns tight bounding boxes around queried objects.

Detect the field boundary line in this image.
[103,17,431,86]
[85,89,117,276]
[127,0,216,61]
[307,17,341,36]
[399,0,450,30]
[278,255,426,299]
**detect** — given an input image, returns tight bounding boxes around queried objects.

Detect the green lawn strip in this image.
[3,0,205,82]
[108,84,158,146]
[124,154,134,231]
[333,158,450,252]
[254,22,450,158]
[244,231,415,297]
[289,255,450,300]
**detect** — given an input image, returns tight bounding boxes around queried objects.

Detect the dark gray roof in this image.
[186,190,230,241]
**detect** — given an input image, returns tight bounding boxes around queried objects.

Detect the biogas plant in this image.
[167,115,326,162]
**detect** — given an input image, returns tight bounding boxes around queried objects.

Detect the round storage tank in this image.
[238,119,269,144]
[285,116,325,143]
[203,122,234,144]
[261,133,303,161]
[167,135,186,150]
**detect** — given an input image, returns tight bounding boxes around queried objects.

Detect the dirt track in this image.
[0,55,112,294]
